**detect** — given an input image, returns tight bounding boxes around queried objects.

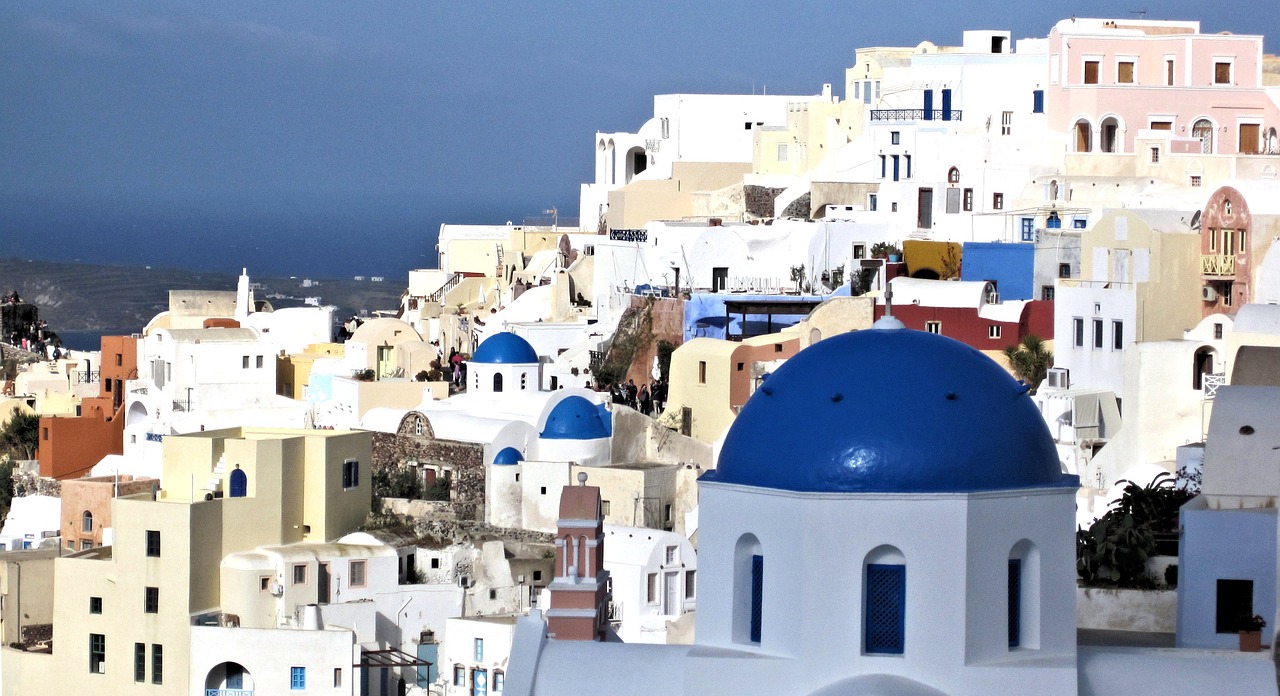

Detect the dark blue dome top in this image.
[471,332,538,364]
[493,446,524,465]
[704,328,1075,493]
[541,396,611,440]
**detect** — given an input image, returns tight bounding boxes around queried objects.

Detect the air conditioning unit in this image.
[270,582,284,597]
[1046,367,1070,390]
[1201,285,1218,302]
[987,292,1000,304]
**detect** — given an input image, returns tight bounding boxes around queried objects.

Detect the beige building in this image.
[2,427,372,696]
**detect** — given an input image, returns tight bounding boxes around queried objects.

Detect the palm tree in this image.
[1003,335,1053,393]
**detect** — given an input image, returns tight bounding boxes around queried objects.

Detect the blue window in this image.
[1046,211,1062,229]
[494,670,504,692]
[866,564,905,654]
[879,155,886,179]
[474,638,484,662]
[291,666,306,690]
[892,155,900,182]
[1008,560,1022,648]
[1073,217,1087,229]
[941,89,953,121]
[1020,218,1035,242]
[863,81,872,105]
[749,554,764,643]
[1032,89,1045,114]
[923,90,934,120]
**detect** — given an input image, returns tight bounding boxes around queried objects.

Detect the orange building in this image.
[38,335,137,480]
[59,474,157,551]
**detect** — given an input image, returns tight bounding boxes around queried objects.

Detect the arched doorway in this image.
[1100,117,1120,153]
[205,662,254,692]
[1074,119,1092,152]
[1192,347,1217,390]
[1192,119,1214,154]
[229,467,247,498]
[625,146,647,183]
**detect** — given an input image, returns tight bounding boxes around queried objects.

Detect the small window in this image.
[992,192,1004,210]
[1059,263,1071,279]
[342,459,360,489]
[865,564,905,654]
[349,560,367,588]
[647,573,658,603]
[89,633,106,674]
[495,670,505,692]
[533,570,542,582]
[293,563,308,585]
[90,596,102,614]
[115,353,123,367]
[1001,111,1012,135]
[1214,61,1232,85]
[242,356,250,369]
[963,188,973,212]
[1166,59,1175,86]
[135,643,146,682]
[1073,318,1085,347]
[1112,320,1124,350]
[144,586,159,614]
[1191,175,1202,188]
[665,545,677,564]
[1042,286,1055,301]
[685,570,696,599]
[430,557,440,569]
[151,644,163,685]
[1215,323,1224,340]
[1117,61,1135,84]
[474,638,485,662]
[291,666,306,690]
[601,500,611,516]
[891,131,900,145]
[988,325,1002,339]
[1084,60,1100,84]
[1093,319,1104,349]
[868,193,877,212]
[81,540,93,550]
[736,362,744,372]
[774,344,782,353]
[454,665,466,686]
[1032,89,1044,114]
[1073,217,1088,230]
[334,668,343,687]
[1008,560,1022,648]
[82,511,93,533]
[145,530,161,558]
[1150,147,1160,163]
[776,143,789,162]
[260,576,271,592]
[698,361,707,384]
[925,321,941,335]
[256,355,264,369]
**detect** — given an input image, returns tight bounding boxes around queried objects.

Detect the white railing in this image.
[1203,373,1226,399]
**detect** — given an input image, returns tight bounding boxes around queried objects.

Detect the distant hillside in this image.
[0,257,405,334]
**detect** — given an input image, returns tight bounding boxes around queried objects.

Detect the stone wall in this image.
[781,192,811,220]
[743,185,785,219]
[370,413,486,521]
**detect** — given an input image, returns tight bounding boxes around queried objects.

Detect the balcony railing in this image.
[870,109,963,122]
[1201,254,1235,277]
[74,371,100,385]
[1203,373,1227,400]
[206,690,253,696]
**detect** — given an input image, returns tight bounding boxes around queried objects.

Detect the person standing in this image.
[639,384,652,416]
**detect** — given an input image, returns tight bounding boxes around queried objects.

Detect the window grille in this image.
[866,564,905,654]
[1008,560,1022,647]
[749,555,764,643]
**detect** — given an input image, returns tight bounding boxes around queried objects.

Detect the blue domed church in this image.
[505,323,1275,695]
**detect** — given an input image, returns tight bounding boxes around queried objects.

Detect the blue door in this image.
[941,89,953,121]
[229,468,247,498]
[475,669,488,696]
[923,90,933,120]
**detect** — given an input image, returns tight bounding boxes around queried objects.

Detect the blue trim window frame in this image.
[290,666,306,690]
[1008,559,1022,648]
[749,554,764,643]
[1032,89,1045,114]
[474,638,484,662]
[865,564,906,654]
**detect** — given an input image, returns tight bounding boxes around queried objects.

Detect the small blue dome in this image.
[471,332,538,364]
[493,447,524,465]
[704,329,1075,493]
[541,396,611,440]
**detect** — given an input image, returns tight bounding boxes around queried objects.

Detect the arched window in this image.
[229,467,248,498]
[1074,119,1093,152]
[1008,540,1040,649]
[733,534,764,644]
[82,511,93,533]
[1046,211,1062,229]
[1048,180,1059,201]
[947,167,960,183]
[493,373,504,392]
[864,545,905,655]
[1193,119,1214,154]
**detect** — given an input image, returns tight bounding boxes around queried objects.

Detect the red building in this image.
[873,277,1054,351]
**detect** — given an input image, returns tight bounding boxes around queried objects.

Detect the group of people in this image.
[607,378,667,416]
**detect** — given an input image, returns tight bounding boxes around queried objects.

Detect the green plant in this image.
[851,268,876,297]
[372,465,422,501]
[415,370,430,382]
[870,242,902,260]
[828,265,845,289]
[1240,614,1267,631]
[790,264,806,292]
[0,413,38,460]
[940,244,962,280]
[656,340,675,382]
[423,478,451,502]
[1003,335,1053,394]
[1077,474,1195,588]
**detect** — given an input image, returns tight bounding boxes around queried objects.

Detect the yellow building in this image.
[3,427,372,696]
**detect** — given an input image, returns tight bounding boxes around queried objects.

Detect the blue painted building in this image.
[961,242,1035,301]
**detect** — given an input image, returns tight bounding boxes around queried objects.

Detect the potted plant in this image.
[1239,613,1266,652]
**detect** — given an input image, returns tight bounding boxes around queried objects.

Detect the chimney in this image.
[545,472,610,641]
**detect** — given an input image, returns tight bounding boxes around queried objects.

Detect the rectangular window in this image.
[1042,286,1055,301]
[1215,323,1224,340]
[90,596,102,614]
[647,573,658,603]
[685,570,696,599]
[1084,60,1100,84]
[1117,61,1135,84]
[1008,560,1022,648]
[1191,175,1202,187]
[904,154,912,179]
[1032,90,1044,114]
[879,155,886,179]
[350,560,367,588]
[1224,283,1234,307]
[776,143,789,162]
[256,355,264,369]
[993,192,1004,210]
[963,189,973,212]
[1001,111,1012,135]
[890,131,900,145]
[151,644,163,685]
[144,586,159,613]
[1224,229,1235,256]
[1113,320,1124,350]
[1093,319,1104,349]
[242,355,250,369]
[1209,229,1218,253]
[988,325,1002,340]
[665,545,677,564]
[1059,263,1071,279]
[698,361,707,384]
[454,665,466,686]
[750,555,764,643]
[946,188,961,214]
[1150,147,1160,163]
[925,321,941,335]
[291,666,306,690]
[82,540,93,550]
[90,633,106,674]
[1239,230,1247,253]
[115,353,123,367]
[1073,217,1088,230]
[1215,61,1232,85]
[1073,318,1085,348]
[474,638,484,662]
[1150,121,1172,131]
[145,530,161,558]
[865,564,905,654]
[601,500,611,516]
[293,563,308,585]
[868,193,877,212]
[334,668,343,687]
[495,671,505,692]
[1166,58,1175,86]
[342,459,360,489]
[135,643,146,682]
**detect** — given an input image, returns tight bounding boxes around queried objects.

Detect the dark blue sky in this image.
[2,2,1273,278]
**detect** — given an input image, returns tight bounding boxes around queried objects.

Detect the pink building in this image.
[1046,18,1279,158]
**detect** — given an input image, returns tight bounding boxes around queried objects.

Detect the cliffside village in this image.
[3,15,1280,696]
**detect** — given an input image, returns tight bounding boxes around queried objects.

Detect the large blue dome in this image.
[703,328,1074,493]
[471,332,538,364]
[541,396,611,440]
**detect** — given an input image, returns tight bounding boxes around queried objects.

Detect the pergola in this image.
[723,298,823,341]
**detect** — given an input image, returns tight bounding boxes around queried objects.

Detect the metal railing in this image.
[428,273,465,303]
[75,371,100,385]
[205,690,253,696]
[1203,373,1226,399]
[1201,254,1235,276]
[870,109,963,122]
